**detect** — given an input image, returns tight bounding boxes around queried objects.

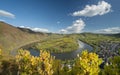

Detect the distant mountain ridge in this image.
[80,32,120,37]
[0,21,48,53]
[102,33,120,37]
[17,27,46,35]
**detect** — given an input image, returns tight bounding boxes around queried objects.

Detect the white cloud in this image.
[96,27,120,34]
[59,19,85,34]
[72,1,111,17]
[19,26,30,29]
[0,10,15,18]
[31,28,49,32]
[19,26,49,33]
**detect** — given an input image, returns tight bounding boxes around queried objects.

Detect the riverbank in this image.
[27,40,93,60]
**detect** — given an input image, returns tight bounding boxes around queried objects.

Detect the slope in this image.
[0,21,47,54]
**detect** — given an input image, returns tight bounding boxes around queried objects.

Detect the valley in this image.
[0,22,120,75]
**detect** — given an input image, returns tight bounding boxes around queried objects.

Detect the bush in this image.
[101,56,120,75]
[16,49,54,75]
[0,49,2,56]
[72,50,102,75]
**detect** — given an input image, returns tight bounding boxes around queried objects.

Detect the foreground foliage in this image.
[1,48,120,75]
[72,50,102,75]
[16,49,54,75]
[15,49,102,75]
[0,49,2,56]
[101,56,120,75]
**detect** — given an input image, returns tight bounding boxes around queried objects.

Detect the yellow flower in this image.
[74,50,102,75]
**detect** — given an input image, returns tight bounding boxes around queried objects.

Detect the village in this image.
[97,41,120,64]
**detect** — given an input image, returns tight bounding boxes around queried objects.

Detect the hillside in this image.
[0,21,48,54]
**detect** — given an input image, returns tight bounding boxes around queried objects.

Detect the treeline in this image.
[1,49,120,75]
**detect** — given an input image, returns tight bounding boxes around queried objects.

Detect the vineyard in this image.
[35,36,79,53]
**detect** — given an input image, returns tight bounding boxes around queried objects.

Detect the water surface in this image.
[28,40,93,60]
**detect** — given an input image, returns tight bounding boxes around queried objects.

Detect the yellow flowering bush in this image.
[37,50,54,75]
[16,49,31,75]
[16,49,54,75]
[72,50,102,75]
[0,49,2,56]
[16,49,102,75]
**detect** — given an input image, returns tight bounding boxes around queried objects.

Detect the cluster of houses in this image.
[97,41,120,67]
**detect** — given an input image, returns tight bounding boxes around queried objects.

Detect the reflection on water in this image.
[28,40,93,60]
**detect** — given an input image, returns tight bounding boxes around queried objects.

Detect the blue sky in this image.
[0,0,120,34]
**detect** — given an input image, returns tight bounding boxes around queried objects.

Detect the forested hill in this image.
[0,21,48,53]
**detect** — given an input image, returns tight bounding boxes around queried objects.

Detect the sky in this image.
[0,0,120,34]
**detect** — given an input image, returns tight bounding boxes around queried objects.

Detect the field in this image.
[35,36,79,53]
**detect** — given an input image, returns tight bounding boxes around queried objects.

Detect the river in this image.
[28,40,93,60]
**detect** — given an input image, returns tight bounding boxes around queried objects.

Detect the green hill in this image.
[0,21,48,54]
